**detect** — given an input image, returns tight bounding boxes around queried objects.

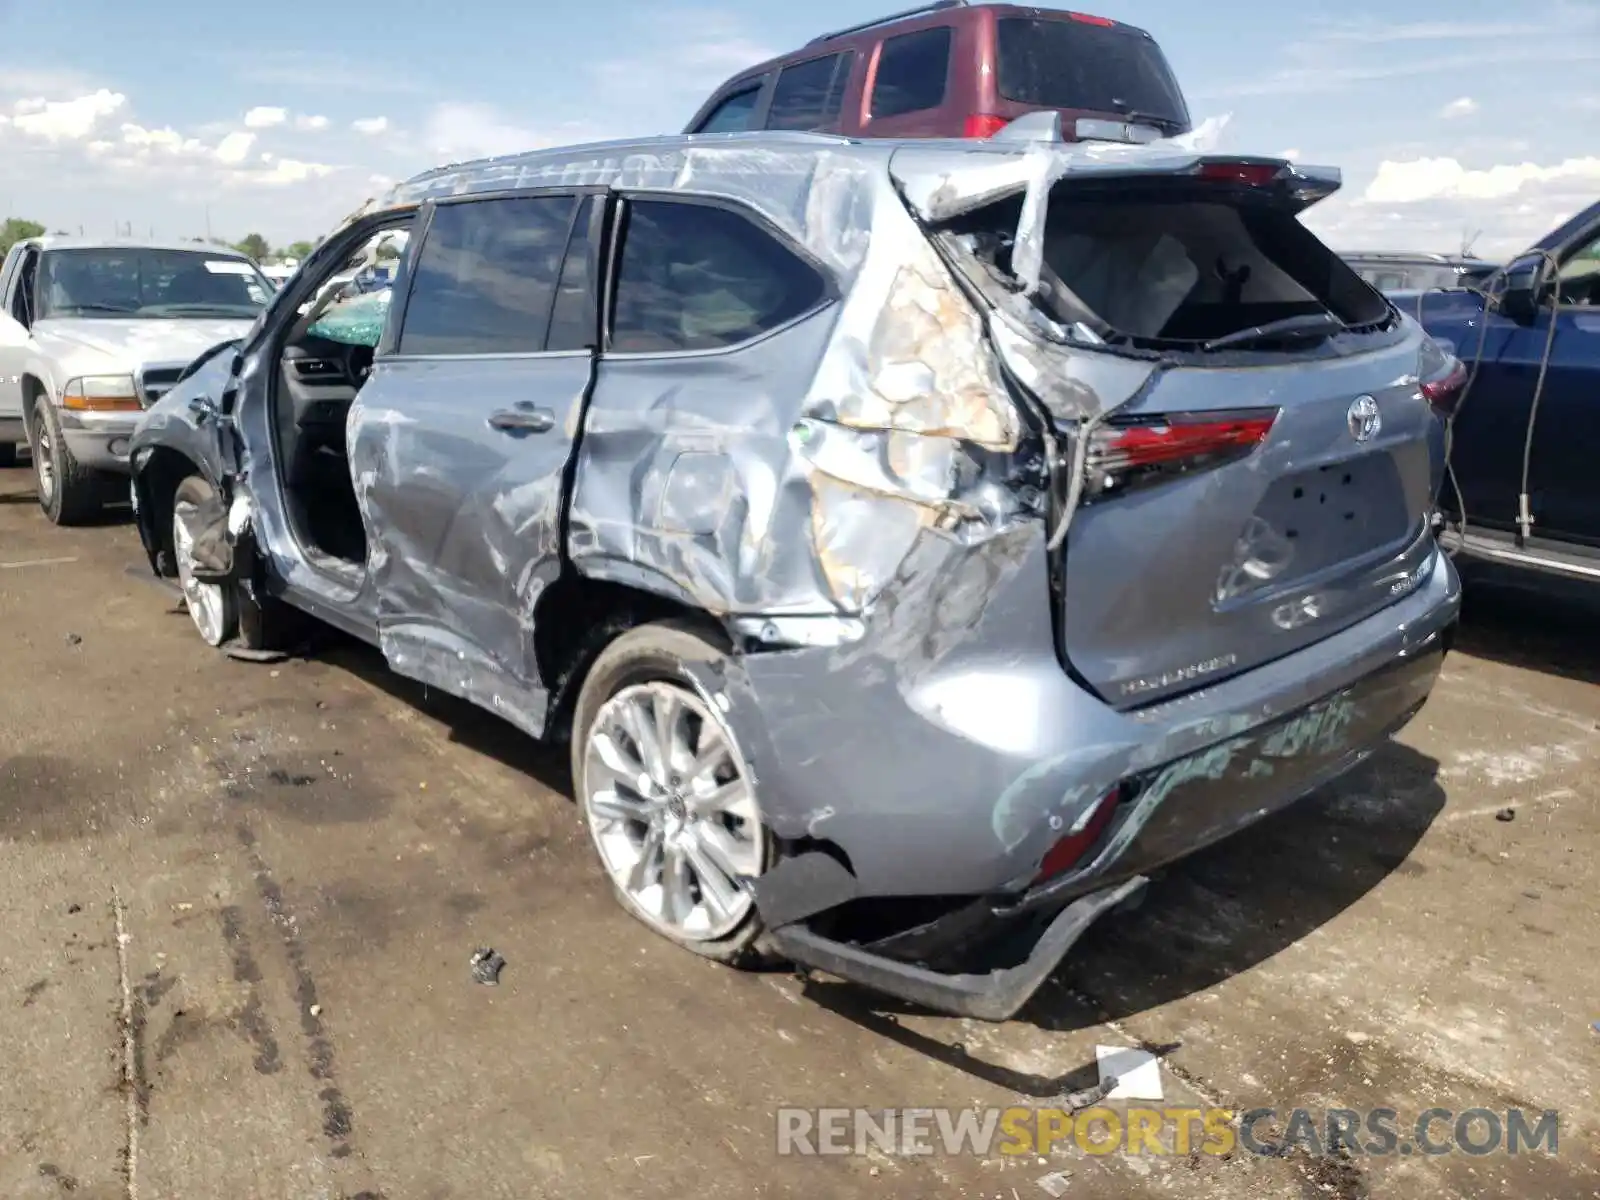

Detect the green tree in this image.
[285,240,316,261]
[0,217,46,258]
[233,232,270,261]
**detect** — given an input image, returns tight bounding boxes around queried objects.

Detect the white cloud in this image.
[1364,156,1600,204]
[11,89,125,141]
[1439,97,1479,119]
[254,158,337,186]
[589,12,775,122]
[120,123,205,155]
[1276,148,1301,161]
[214,131,258,165]
[421,103,542,157]
[1307,18,1554,44]
[244,105,288,128]
[295,113,329,131]
[352,116,389,135]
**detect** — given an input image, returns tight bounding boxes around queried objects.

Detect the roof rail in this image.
[807,0,967,45]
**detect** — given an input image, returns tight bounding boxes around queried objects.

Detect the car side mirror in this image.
[1495,253,1553,324]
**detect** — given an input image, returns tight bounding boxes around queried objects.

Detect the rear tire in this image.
[31,397,105,526]
[571,621,773,967]
[172,475,238,647]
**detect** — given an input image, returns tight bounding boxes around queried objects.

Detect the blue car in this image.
[1413,199,1600,581]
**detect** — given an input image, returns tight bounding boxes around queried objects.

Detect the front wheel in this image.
[571,622,771,966]
[31,397,104,526]
[172,475,238,647]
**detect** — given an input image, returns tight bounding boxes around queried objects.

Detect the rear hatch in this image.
[988,13,1191,142]
[924,159,1440,709]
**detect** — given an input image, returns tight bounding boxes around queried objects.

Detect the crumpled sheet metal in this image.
[888,115,1238,224]
[566,171,1038,627]
[385,135,879,279]
[695,534,1456,897]
[342,376,573,741]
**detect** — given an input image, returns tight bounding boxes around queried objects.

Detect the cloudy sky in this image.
[0,0,1594,256]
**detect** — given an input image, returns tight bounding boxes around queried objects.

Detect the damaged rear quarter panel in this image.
[569,159,1039,621]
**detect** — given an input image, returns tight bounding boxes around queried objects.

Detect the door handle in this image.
[487,403,555,434]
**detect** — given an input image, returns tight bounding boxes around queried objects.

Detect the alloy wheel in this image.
[172,505,229,645]
[581,680,764,942]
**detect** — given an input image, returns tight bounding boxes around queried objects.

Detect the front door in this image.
[1445,304,1535,534]
[347,189,603,737]
[1523,224,1600,545]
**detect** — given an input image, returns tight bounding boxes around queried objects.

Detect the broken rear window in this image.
[944,182,1391,351]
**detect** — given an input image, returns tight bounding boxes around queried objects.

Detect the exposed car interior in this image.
[270,227,408,568]
[947,182,1391,348]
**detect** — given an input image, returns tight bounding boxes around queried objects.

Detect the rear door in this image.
[349,188,603,735]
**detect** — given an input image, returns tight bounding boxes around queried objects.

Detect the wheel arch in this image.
[534,571,734,747]
[19,372,50,439]
[133,446,212,577]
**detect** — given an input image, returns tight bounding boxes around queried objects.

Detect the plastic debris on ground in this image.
[470,948,506,986]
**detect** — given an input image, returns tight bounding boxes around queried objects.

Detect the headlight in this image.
[62,374,140,412]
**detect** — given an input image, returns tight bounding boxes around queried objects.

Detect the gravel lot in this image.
[1,460,1596,1200]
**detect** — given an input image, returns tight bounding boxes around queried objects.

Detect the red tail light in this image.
[1198,160,1285,187]
[1036,785,1123,883]
[1420,358,1468,417]
[1085,409,1279,498]
[1067,11,1117,25]
[963,113,1008,139]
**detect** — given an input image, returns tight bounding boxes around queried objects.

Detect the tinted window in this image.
[547,197,597,352]
[766,54,848,130]
[996,18,1188,128]
[611,200,828,353]
[399,195,577,355]
[870,27,952,118]
[697,85,763,133]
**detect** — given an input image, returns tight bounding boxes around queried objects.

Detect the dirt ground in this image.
[1,460,1596,1200]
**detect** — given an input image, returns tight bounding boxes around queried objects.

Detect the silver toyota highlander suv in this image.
[128,125,1462,1019]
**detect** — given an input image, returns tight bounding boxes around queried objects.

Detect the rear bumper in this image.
[60,409,138,474]
[761,624,1449,1019]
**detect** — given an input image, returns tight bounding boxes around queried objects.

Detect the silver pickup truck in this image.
[0,237,271,523]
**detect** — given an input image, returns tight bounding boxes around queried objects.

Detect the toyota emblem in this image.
[1347,395,1381,443]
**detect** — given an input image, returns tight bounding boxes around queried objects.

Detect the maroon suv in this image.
[684,1,1192,143]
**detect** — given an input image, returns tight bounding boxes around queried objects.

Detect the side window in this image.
[870,26,953,118]
[14,250,37,325]
[546,196,598,352]
[609,200,829,354]
[398,195,578,355]
[1555,228,1600,307]
[766,53,849,130]
[695,84,763,134]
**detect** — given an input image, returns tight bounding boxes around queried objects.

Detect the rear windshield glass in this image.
[996,18,1189,129]
[944,186,1390,350]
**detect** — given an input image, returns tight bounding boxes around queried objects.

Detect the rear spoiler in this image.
[891,114,1341,221]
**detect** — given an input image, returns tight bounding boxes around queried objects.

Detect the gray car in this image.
[0,237,271,523]
[128,128,1461,1020]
